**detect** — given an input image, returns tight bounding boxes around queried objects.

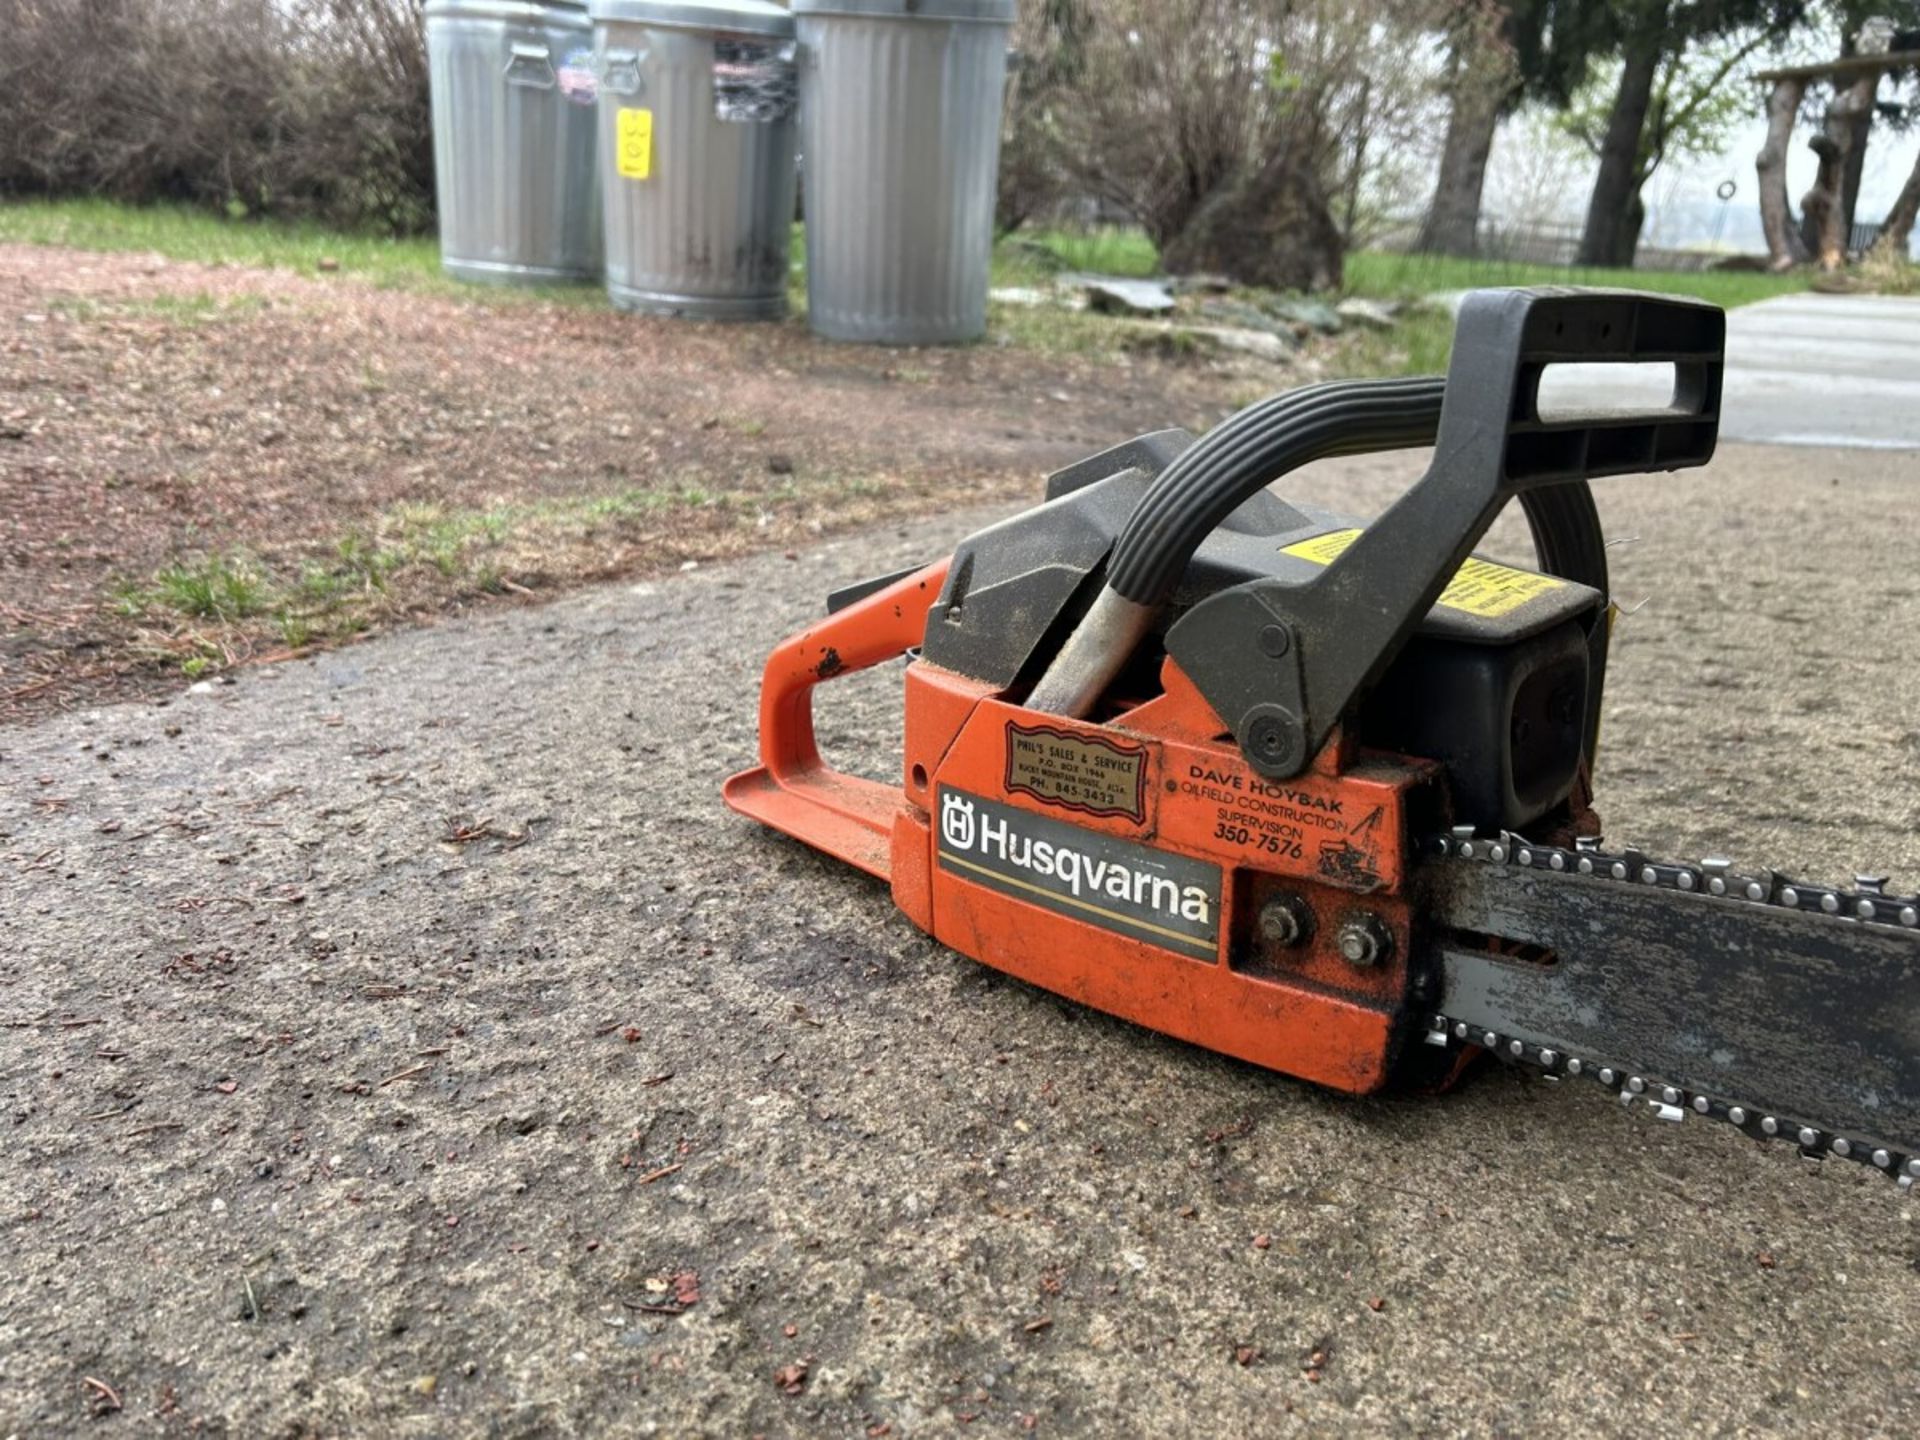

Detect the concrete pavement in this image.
[4,441,1920,1435]
[1535,291,1920,449]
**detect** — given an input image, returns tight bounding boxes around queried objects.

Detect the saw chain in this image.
[1421,828,1920,1191]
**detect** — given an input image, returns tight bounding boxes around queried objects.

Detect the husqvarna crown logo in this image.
[941,791,977,850]
[936,788,1220,955]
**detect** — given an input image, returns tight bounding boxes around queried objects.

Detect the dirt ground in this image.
[1,243,1274,723]
[3,430,1919,1436]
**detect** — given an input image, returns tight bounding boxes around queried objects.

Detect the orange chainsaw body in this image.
[723,561,1441,1094]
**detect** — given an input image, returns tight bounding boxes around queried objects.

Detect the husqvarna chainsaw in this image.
[724,288,1920,1189]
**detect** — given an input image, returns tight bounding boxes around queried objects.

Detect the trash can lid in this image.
[588,0,796,34]
[790,0,1015,21]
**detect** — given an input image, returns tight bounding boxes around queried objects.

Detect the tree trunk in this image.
[1839,102,1873,239]
[1756,77,1810,270]
[1799,71,1879,269]
[1415,69,1511,257]
[1576,24,1664,268]
[1871,144,1920,260]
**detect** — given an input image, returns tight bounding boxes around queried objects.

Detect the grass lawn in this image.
[0,198,1819,381]
[1340,249,1811,309]
[5,197,1812,308]
[0,196,458,292]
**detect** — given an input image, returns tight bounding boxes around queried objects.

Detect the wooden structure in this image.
[1753,51,1920,271]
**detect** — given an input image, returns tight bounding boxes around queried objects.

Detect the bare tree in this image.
[1756,72,1813,266]
[1043,0,1420,288]
[1871,144,1920,258]
[1418,4,1525,255]
[1417,0,1610,256]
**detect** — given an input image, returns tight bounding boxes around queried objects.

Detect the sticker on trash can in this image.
[557,47,598,106]
[617,107,653,179]
[713,40,796,123]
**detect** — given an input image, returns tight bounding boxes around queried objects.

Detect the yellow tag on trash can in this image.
[617,108,653,180]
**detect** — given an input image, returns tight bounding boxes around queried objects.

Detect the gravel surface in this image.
[3,440,1919,1436]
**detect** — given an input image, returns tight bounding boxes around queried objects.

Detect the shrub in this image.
[0,0,433,233]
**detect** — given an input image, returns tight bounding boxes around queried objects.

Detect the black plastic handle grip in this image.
[1105,377,1447,608]
[1163,287,1724,779]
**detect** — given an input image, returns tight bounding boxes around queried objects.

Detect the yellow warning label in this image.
[616,108,653,180]
[1280,528,1566,620]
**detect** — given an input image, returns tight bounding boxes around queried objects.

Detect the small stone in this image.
[1169,272,1236,294]
[1082,276,1177,316]
[767,454,795,476]
[1263,296,1343,334]
[1334,297,1400,329]
[988,286,1051,308]
[411,1375,437,1397]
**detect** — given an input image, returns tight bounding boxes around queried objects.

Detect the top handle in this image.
[1441,286,1723,489]
[1164,287,1726,781]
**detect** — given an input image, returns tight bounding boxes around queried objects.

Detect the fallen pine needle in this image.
[128,1122,184,1137]
[638,1163,683,1186]
[379,1063,432,1087]
[1023,1317,1054,1334]
[82,1376,123,1411]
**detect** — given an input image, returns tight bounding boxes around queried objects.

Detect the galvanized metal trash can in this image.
[793,0,1014,344]
[589,0,800,319]
[427,0,604,285]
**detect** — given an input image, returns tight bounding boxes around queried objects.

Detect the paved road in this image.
[5,441,1920,1435]
[1536,292,1920,449]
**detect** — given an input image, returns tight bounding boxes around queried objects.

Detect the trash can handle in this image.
[600,49,644,98]
[505,43,557,89]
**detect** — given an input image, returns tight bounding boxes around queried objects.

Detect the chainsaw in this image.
[725,287,1920,1190]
